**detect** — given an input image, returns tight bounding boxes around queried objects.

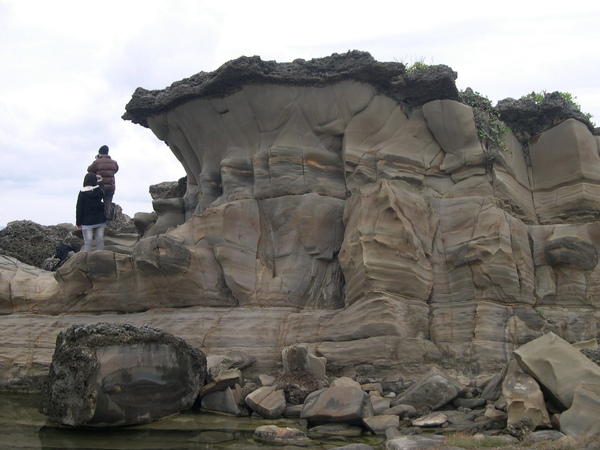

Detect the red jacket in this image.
[88,155,119,194]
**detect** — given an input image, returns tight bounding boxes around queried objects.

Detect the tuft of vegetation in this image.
[405,61,431,74]
[460,88,511,153]
[522,90,595,126]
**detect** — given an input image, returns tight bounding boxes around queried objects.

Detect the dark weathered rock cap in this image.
[122,51,460,127]
[497,91,598,142]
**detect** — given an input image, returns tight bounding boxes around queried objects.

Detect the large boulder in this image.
[392,367,467,411]
[39,322,206,427]
[300,385,374,425]
[514,332,600,410]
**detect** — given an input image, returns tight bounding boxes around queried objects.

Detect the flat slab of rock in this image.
[385,434,447,449]
[253,425,311,446]
[39,322,206,427]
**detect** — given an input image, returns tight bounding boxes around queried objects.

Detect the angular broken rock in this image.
[199,368,242,396]
[200,384,249,416]
[282,343,327,380]
[39,322,206,427]
[245,385,287,419]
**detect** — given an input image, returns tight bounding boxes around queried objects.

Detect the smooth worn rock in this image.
[259,373,275,386]
[393,367,466,411]
[253,424,311,447]
[382,404,417,418]
[369,394,391,415]
[363,414,400,434]
[411,412,448,427]
[514,332,600,409]
[301,385,374,425]
[559,382,600,439]
[39,322,206,427]
[522,429,568,443]
[384,434,447,450]
[484,404,507,422]
[502,359,551,429]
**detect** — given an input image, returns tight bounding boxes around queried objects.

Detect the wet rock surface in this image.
[39,322,206,427]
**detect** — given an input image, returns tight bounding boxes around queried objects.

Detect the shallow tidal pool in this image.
[0,392,385,449]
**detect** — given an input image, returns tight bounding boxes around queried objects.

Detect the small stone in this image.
[412,412,448,427]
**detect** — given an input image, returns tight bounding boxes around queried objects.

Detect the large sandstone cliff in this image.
[1,51,599,389]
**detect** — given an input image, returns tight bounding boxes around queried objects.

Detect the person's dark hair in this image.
[98,145,109,155]
[83,172,98,187]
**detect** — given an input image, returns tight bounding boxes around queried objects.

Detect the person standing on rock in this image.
[87,145,119,220]
[76,172,107,252]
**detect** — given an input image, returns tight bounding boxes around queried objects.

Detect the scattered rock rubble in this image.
[38,327,600,448]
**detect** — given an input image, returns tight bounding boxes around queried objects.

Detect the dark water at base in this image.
[1,392,385,449]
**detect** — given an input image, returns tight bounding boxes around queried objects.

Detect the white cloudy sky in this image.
[1,0,599,227]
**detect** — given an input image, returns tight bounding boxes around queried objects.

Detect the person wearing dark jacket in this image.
[76,172,107,252]
[87,145,119,201]
[87,145,119,224]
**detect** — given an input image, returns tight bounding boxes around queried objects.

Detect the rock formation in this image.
[1,51,599,390]
[39,322,206,427]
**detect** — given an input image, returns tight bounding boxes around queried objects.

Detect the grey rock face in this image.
[39,323,206,427]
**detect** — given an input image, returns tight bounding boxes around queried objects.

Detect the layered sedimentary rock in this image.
[1,51,599,388]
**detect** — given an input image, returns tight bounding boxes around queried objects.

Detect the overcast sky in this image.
[1,0,599,227]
